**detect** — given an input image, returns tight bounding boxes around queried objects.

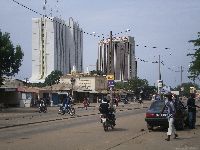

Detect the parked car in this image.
[145,100,188,130]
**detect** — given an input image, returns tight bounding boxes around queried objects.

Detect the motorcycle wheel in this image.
[61,109,65,115]
[103,122,108,131]
[69,108,75,116]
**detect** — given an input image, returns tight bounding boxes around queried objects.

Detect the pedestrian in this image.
[155,93,161,101]
[83,98,89,110]
[187,93,200,129]
[115,97,119,107]
[160,92,178,141]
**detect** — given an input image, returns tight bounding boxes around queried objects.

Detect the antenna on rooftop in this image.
[50,8,53,17]
[56,0,59,17]
[43,0,47,17]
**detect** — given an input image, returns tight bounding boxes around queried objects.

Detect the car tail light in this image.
[146,113,156,118]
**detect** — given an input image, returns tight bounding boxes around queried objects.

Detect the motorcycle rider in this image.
[39,98,47,112]
[62,93,71,111]
[99,98,116,125]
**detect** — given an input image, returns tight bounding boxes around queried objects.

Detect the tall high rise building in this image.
[97,36,137,81]
[30,17,83,83]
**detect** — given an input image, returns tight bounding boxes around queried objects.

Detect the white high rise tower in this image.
[97,36,137,81]
[30,17,83,83]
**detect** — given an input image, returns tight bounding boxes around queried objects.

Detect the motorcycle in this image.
[39,104,47,113]
[137,97,143,104]
[59,104,75,116]
[100,113,116,131]
[123,99,128,104]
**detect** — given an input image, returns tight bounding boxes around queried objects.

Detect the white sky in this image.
[1,0,200,88]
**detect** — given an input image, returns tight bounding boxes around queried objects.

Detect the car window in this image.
[149,101,165,111]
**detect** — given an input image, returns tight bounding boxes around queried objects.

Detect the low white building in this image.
[60,74,107,93]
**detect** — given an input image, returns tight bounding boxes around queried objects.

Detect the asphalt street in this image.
[0,100,200,150]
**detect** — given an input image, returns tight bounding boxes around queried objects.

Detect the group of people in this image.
[161,92,200,141]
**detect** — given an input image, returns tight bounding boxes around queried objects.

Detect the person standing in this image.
[187,93,200,129]
[161,93,178,141]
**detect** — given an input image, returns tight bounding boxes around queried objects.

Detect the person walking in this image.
[187,93,200,129]
[83,98,89,110]
[161,92,178,141]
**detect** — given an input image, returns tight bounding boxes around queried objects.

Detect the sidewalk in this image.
[113,110,200,150]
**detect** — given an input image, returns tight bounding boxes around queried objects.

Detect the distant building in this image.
[97,36,137,81]
[59,73,108,103]
[30,17,83,83]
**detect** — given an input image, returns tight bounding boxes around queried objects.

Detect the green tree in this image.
[90,70,104,76]
[115,81,125,89]
[0,30,24,85]
[44,70,63,86]
[188,32,200,81]
[175,82,199,97]
[115,77,155,99]
[126,77,149,97]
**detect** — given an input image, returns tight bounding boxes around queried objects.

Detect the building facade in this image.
[97,36,137,81]
[59,74,107,93]
[30,17,83,83]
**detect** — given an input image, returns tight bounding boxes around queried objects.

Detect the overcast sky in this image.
[1,0,200,87]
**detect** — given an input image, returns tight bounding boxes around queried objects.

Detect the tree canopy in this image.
[0,30,24,85]
[174,82,199,97]
[188,32,200,82]
[44,70,63,86]
[115,77,156,98]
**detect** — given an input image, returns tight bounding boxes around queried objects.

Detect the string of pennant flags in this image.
[134,44,184,73]
[136,56,183,73]
[11,0,130,39]
[11,0,184,73]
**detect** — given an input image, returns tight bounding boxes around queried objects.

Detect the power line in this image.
[11,0,185,74]
[11,0,131,39]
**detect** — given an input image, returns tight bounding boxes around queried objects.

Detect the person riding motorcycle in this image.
[62,93,71,111]
[39,99,46,107]
[99,98,116,125]
[39,98,47,112]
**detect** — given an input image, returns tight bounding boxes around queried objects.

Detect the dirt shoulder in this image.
[114,111,200,150]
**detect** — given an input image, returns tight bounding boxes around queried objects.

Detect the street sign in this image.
[157,80,163,88]
[108,80,115,87]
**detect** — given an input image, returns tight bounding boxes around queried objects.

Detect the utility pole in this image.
[157,55,162,95]
[180,65,184,99]
[109,31,113,74]
[180,65,183,86]
[109,31,114,108]
[159,55,161,80]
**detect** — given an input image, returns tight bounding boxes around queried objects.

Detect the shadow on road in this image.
[113,128,128,132]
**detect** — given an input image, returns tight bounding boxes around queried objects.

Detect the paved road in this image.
[0,100,200,150]
[0,101,149,129]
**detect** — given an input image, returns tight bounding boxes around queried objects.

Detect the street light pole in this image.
[109,31,114,108]
[70,77,75,98]
[180,65,183,86]
[159,54,161,80]
[157,54,163,95]
[109,31,113,74]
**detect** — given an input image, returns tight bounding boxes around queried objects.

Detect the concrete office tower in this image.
[97,36,137,81]
[30,17,83,83]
